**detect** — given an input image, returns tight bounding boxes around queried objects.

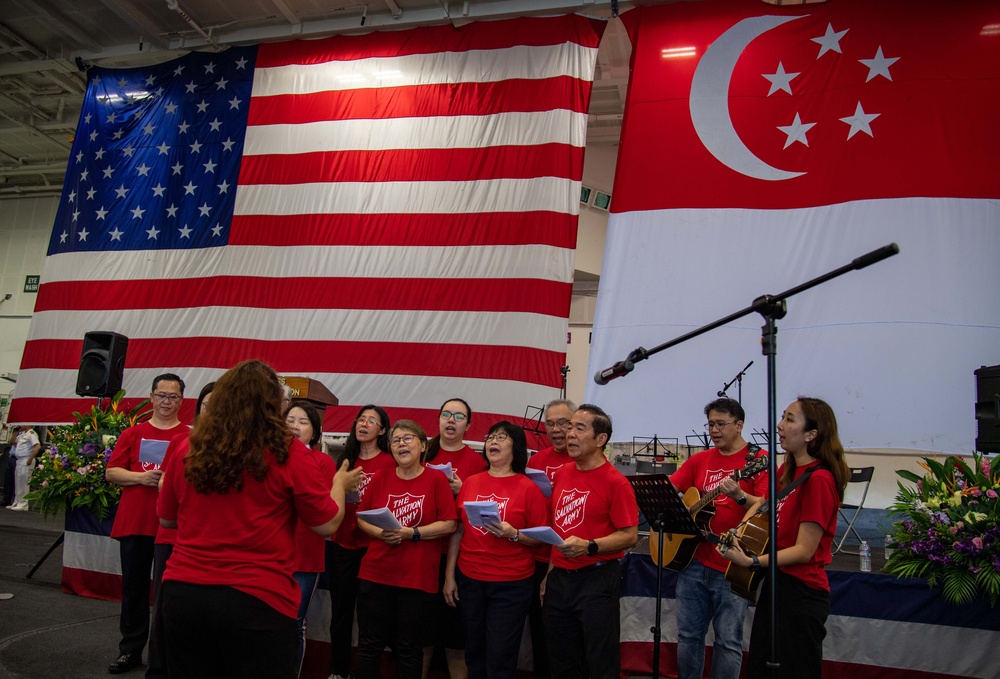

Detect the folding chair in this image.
[833,466,875,554]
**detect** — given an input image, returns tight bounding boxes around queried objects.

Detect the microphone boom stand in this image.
[594,243,899,677]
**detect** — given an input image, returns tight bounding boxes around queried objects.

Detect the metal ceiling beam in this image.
[0,109,72,152]
[16,0,104,51]
[97,0,172,50]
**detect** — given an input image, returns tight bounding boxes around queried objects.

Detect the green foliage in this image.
[886,451,1000,606]
[25,391,151,520]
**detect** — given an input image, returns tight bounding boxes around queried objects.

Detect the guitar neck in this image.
[689,471,737,514]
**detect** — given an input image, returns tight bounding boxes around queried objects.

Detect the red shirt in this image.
[109,420,190,538]
[331,451,397,550]
[456,472,548,581]
[157,438,339,618]
[358,467,457,593]
[426,444,487,487]
[669,444,769,573]
[527,447,565,564]
[294,449,338,572]
[528,446,570,481]
[774,461,839,591]
[550,460,639,570]
[154,431,196,546]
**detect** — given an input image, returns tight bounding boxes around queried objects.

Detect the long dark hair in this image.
[339,404,390,468]
[284,400,323,449]
[194,381,215,423]
[779,396,851,500]
[425,397,473,463]
[185,360,290,494]
[485,420,528,474]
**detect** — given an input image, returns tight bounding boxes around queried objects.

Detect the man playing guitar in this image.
[668,398,769,679]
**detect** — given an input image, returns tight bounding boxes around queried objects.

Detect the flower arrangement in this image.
[885,451,1000,605]
[26,391,151,520]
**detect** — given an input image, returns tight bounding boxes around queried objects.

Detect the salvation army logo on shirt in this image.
[357,471,374,499]
[554,488,589,533]
[704,468,734,503]
[388,493,424,527]
[546,465,562,482]
[474,493,510,535]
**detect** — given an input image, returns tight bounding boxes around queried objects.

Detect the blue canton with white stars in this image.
[49,46,258,255]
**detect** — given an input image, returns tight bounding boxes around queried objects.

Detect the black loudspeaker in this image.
[975,364,1000,454]
[75,331,129,397]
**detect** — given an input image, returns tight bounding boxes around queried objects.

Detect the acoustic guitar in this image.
[719,512,769,603]
[647,452,768,572]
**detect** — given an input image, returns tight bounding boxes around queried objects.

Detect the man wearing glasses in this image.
[524,398,575,678]
[106,373,190,675]
[668,397,769,679]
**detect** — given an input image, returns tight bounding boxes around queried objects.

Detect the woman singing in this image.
[443,421,548,679]
[355,420,458,679]
[326,405,396,679]
[719,397,849,679]
[285,400,337,677]
[157,360,360,679]
[423,398,487,678]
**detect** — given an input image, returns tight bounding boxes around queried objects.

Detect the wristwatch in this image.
[587,539,599,556]
[411,526,421,542]
[749,554,761,571]
[736,493,748,506]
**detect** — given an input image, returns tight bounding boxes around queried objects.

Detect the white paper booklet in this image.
[356,507,402,530]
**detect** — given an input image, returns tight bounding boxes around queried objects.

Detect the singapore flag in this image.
[587,0,1000,454]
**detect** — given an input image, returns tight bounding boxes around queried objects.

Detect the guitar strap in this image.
[754,463,827,515]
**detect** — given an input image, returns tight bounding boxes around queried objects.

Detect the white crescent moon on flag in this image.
[690,15,806,181]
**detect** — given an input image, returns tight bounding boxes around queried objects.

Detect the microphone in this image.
[594,360,634,385]
[717,390,727,397]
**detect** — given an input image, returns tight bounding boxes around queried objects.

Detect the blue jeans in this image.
[456,569,534,679]
[293,571,319,676]
[675,560,748,679]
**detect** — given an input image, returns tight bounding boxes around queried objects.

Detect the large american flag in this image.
[9,15,605,439]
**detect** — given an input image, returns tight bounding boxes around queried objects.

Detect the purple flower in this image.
[80,443,101,457]
[973,537,984,550]
[981,459,991,476]
[987,489,998,499]
[971,488,982,497]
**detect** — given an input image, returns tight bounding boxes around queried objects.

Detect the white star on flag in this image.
[859,47,899,82]
[840,101,880,139]
[777,113,816,148]
[812,23,849,58]
[763,62,800,96]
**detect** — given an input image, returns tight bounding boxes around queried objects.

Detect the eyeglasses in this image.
[544,418,570,430]
[391,434,419,446]
[152,392,182,402]
[356,416,379,426]
[704,420,737,431]
[440,411,468,422]
[484,432,510,443]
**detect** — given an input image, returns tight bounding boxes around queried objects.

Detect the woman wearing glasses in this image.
[423,398,487,678]
[355,420,458,679]
[156,360,360,679]
[284,400,337,677]
[718,397,849,679]
[442,421,547,679]
[326,405,395,679]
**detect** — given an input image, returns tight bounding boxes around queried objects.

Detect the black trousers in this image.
[145,543,173,679]
[118,535,155,657]
[326,541,366,677]
[355,580,437,679]
[528,560,550,678]
[162,581,297,679]
[543,561,622,679]
[748,570,830,679]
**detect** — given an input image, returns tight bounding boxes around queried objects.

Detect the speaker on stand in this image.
[75,331,129,398]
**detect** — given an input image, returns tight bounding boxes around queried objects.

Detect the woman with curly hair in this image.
[157,360,360,679]
[719,396,849,679]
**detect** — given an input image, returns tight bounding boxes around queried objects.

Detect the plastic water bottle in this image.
[884,535,896,560]
[859,540,871,572]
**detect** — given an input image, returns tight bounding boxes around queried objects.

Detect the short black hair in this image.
[704,397,744,423]
[152,373,185,395]
[577,404,613,446]
[485,420,528,474]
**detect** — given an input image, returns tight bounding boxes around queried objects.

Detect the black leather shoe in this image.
[108,653,141,674]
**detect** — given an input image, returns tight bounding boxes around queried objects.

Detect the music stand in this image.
[627,474,701,679]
